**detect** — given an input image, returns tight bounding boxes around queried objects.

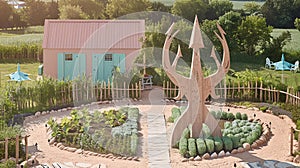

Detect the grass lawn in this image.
[0,63,41,89]
[231,1,265,10]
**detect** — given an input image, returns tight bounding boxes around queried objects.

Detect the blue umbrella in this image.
[8,63,31,82]
[274,53,293,70]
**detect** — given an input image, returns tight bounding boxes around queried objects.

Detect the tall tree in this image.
[206,0,233,20]
[59,5,88,19]
[243,2,261,15]
[261,0,295,28]
[22,0,48,26]
[150,1,170,12]
[47,1,59,19]
[236,16,272,56]
[172,0,208,22]
[106,0,151,19]
[59,0,105,19]
[218,11,243,51]
[263,31,291,59]
[0,1,13,29]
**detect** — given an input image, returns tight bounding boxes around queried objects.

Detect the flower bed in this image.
[47,107,140,157]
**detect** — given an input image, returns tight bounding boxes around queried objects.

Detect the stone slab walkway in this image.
[146,88,171,168]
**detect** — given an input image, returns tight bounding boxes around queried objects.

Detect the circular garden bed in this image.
[171,108,272,161]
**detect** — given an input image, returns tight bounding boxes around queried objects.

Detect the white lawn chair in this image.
[291,60,299,72]
[265,57,275,69]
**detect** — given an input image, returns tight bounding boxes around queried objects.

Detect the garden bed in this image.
[47,107,140,157]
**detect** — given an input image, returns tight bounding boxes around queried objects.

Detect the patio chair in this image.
[291,60,299,72]
[265,57,275,69]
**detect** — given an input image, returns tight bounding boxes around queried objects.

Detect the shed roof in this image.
[43,19,145,49]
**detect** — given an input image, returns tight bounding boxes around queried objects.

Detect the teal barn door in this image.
[57,53,86,80]
[92,53,125,83]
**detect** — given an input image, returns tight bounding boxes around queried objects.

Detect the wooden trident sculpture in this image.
[162,16,230,146]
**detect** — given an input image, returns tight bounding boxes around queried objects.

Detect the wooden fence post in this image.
[291,127,294,155]
[16,135,19,164]
[167,81,169,98]
[260,81,263,102]
[5,138,8,161]
[232,81,235,99]
[255,80,258,99]
[139,81,142,99]
[224,80,227,100]
[25,136,28,161]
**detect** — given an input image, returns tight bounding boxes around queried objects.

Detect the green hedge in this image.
[179,137,188,156]
[214,137,223,153]
[222,136,233,152]
[205,138,215,154]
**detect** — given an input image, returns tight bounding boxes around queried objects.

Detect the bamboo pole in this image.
[260,81,263,102]
[255,80,258,99]
[139,81,142,99]
[16,135,19,164]
[103,81,107,100]
[25,136,28,161]
[5,138,8,161]
[135,83,138,99]
[167,81,169,98]
[291,127,294,155]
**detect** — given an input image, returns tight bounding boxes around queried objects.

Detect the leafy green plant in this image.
[103,109,127,127]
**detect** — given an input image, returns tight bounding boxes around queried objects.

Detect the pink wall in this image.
[43,48,140,79]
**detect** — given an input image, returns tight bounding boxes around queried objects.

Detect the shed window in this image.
[105,54,112,61]
[65,54,73,61]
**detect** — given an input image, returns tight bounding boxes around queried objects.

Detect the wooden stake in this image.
[16,135,19,164]
[291,127,294,155]
[25,136,28,161]
[5,138,8,161]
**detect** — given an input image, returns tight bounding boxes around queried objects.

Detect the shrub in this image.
[196,138,207,155]
[235,112,242,120]
[224,121,231,129]
[222,136,233,152]
[205,138,215,154]
[181,128,190,139]
[128,108,139,120]
[167,116,174,123]
[214,137,223,153]
[179,137,188,156]
[202,124,211,138]
[231,136,242,149]
[171,107,181,122]
[259,106,268,112]
[227,113,235,121]
[216,111,222,119]
[188,138,197,157]
[246,134,256,144]
[179,106,187,113]
[241,114,248,120]
[221,112,228,120]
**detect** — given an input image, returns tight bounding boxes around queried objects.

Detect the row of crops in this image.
[173,109,263,158]
[47,107,140,156]
[0,33,43,62]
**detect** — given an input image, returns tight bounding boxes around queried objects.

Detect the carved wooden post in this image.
[163,16,230,146]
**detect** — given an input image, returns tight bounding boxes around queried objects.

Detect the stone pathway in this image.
[146,88,171,168]
[241,160,298,168]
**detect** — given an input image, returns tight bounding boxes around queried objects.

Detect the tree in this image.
[243,2,261,15]
[150,1,170,12]
[47,1,59,19]
[59,0,105,19]
[106,0,151,19]
[295,18,300,31]
[172,0,208,22]
[22,0,48,26]
[263,31,291,59]
[236,16,272,56]
[218,11,243,51]
[0,1,13,29]
[206,0,233,20]
[59,5,88,19]
[261,0,295,28]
